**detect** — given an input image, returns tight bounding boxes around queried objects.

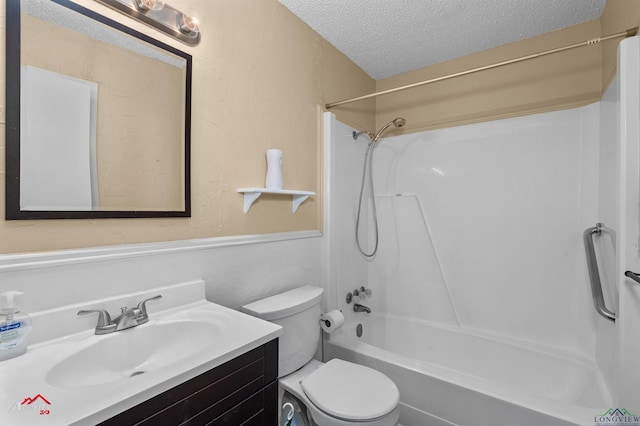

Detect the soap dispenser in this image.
[0,291,32,361]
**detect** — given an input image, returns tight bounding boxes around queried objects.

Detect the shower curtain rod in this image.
[325,27,638,109]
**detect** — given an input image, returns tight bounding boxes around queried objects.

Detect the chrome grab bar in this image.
[625,270,640,285]
[583,223,616,322]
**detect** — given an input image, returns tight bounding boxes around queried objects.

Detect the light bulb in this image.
[134,0,164,12]
[178,14,199,35]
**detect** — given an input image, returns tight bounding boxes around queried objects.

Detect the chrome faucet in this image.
[78,295,162,335]
[353,303,371,314]
[112,306,143,331]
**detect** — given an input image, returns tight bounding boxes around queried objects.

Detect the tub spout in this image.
[353,303,371,314]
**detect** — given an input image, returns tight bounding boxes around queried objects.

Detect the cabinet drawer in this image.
[207,381,277,426]
[99,339,278,426]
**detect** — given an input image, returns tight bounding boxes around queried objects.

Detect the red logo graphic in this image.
[9,393,52,415]
[21,394,51,406]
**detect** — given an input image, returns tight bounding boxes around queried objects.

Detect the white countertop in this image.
[0,282,282,425]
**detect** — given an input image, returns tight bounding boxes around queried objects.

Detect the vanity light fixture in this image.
[94,0,200,45]
[178,14,198,36]
[134,0,165,12]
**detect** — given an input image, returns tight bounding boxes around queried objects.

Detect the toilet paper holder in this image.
[320,310,342,327]
[320,309,345,333]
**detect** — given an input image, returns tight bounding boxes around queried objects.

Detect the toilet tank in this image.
[241,286,323,377]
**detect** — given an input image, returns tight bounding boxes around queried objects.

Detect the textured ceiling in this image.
[278,0,607,80]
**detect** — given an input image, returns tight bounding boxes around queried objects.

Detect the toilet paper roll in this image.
[320,310,344,333]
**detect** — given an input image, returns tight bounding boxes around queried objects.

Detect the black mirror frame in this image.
[5,0,192,220]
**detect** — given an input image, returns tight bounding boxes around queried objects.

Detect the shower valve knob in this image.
[357,286,372,297]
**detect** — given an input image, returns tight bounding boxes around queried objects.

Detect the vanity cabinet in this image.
[99,339,278,426]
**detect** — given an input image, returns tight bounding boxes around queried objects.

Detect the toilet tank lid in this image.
[241,285,323,320]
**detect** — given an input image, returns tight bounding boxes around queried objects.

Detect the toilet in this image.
[241,285,400,426]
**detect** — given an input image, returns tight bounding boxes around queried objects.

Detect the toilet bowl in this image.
[241,286,400,426]
[281,359,400,426]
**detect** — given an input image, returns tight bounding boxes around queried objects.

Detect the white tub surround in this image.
[0,280,282,426]
[605,35,640,410]
[323,108,608,424]
[326,316,609,426]
[322,36,640,426]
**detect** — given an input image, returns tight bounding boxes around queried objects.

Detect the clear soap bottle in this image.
[0,291,32,361]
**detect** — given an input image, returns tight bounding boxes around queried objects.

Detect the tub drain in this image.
[130,371,145,377]
[356,323,363,337]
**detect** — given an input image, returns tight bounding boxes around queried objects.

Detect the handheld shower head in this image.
[393,117,406,128]
[372,117,406,142]
[353,117,406,257]
[352,117,406,143]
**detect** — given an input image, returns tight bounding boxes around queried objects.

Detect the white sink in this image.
[46,319,224,388]
[0,282,282,426]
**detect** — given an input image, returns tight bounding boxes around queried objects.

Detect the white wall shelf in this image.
[238,188,315,213]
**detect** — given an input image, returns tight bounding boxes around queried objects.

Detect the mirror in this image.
[6,0,192,219]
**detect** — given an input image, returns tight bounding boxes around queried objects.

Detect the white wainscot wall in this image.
[0,232,322,316]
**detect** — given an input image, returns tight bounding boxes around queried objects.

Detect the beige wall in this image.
[22,14,186,211]
[0,0,375,253]
[374,2,640,135]
[4,0,639,254]
[375,20,603,134]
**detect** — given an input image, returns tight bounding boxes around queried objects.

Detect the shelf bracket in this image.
[291,194,311,213]
[242,192,263,213]
[238,188,315,213]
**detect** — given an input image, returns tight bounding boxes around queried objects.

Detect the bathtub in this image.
[324,314,611,426]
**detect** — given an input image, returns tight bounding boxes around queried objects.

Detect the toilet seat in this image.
[301,359,400,421]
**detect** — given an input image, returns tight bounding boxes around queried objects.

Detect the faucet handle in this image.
[135,295,162,323]
[356,286,372,298]
[77,309,112,327]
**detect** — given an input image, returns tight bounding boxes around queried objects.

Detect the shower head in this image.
[372,117,406,142]
[352,117,407,143]
[393,117,406,128]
